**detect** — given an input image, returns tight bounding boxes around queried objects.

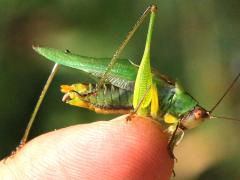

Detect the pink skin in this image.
[0,115,174,180]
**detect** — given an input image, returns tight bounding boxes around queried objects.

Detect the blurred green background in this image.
[0,0,240,179]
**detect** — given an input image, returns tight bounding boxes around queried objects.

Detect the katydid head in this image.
[181,106,209,129]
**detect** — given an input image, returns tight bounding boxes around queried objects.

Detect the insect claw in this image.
[126,115,132,121]
[3,141,25,163]
[172,169,176,177]
[126,112,135,121]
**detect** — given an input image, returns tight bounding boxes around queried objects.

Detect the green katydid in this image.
[20,5,240,158]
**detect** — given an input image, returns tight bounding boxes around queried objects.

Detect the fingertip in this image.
[2,115,174,179]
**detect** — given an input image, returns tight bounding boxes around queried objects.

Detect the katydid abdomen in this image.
[61,83,133,114]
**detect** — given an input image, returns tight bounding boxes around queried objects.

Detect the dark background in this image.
[0,0,240,179]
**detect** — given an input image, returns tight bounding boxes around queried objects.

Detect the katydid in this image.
[21,4,240,159]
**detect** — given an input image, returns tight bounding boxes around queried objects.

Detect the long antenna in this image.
[20,63,59,146]
[210,115,240,122]
[209,73,240,113]
[97,5,155,90]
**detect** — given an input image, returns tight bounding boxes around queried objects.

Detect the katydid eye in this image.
[194,109,203,119]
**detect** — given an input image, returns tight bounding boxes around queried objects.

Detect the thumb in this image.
[0,115,174,180]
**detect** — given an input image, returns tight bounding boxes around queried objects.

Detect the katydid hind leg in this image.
[20,63,59,146]
[133,5,157,115]
[97,5,157,91]
[124,5,158,121]
[5,63,59,159]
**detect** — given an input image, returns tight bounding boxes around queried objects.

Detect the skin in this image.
[0,115,173,180]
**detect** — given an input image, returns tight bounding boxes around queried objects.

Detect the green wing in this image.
[33,46,138,91]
